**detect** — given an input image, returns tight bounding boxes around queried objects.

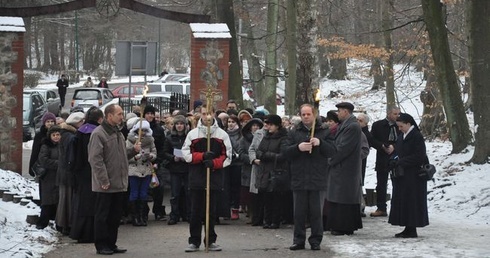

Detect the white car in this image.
[147,82,190,95]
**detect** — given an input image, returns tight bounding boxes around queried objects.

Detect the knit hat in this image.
[126,112,137,120]
[326,111,339,124]
[264,114,282,127]
[173,115,186,124]
[126,117,140,129]
[130,120,153,135]
[66,112,85,124]
[42,112,56,125]
[238,110,252,123]
[47,125,61,137]
[143,105,156,115]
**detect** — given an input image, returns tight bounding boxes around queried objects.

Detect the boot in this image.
[129,201,142,226]
[231,208,239,220]
[140,200,148,226]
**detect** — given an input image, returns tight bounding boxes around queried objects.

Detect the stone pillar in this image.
[189,23,231,111]
[0,17,25,173]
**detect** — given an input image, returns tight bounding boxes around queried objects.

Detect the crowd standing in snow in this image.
[30,98,429,255]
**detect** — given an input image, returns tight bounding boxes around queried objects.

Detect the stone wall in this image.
[0,32,24,173]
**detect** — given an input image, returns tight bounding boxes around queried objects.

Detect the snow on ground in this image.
[2,61,489,257]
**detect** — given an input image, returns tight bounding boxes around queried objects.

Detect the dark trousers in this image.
[375,169,389,211]
[293,190,325,245]
[228,165,241,209]
[252,192,264,225]
[169,173,190,221]
[128,175,151,201]
[188,189,218,247]
[94,192,124,251]
[264,191,281,225]
[37,204,57,227]
[151,168,166,216]
[58,87,66,107]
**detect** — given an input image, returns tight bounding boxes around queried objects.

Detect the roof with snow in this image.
[0,16,25,32]
[189,23,231,39]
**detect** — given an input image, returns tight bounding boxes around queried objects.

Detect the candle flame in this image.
[314,88,321,102]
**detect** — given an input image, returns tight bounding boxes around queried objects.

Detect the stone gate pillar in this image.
[189,23,231,111]
[0,17,25,173]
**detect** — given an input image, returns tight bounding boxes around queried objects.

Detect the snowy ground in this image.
[1,61,489,257]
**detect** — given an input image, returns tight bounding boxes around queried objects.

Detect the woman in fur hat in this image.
[126,120,157,226]
[29,112,56,177]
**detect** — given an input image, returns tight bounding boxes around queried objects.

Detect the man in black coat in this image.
[284,104,332,251]
[56,74,69,107]
[369,106,400,217]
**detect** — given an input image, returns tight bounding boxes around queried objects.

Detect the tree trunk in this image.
[419,72,446,140]
[382,0,395,107]
[42,26,50,71]
[264,0,279,114]
[468,0,490,163]
[327,58,346,80]
[286,0,298,115]
[422,0,471,153]
[216,0,242,108]
[370,58,384,90]
[23,17,31,68]
[295,0,318,108]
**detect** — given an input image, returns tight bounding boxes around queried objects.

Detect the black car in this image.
[23,91,47,142]
[24,88,61,115]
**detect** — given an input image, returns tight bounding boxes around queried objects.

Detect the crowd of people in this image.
[29,98,429,255]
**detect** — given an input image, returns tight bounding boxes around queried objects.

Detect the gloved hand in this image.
[141,152,151,162]
[203,151,215,161]
[388,158,398,170]
[203,159,214,169]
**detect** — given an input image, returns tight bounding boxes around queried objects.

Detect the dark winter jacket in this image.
[150,120,166,165]
[389,127,429,227]
[284,121,332,191]
[371,118,400,172]
[56,123,77,187]
[182,118,232,190]
[237,118,263,187]
[255,127,289,192]
[227,127,243,166]
[29,125,49,176]
[163,129,189,174]
[38,137,60,205]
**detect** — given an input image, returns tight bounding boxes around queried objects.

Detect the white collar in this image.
[403,125,415,139]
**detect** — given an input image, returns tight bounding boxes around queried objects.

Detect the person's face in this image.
[326,119,338,128]
[201,114,213,127]
[154,113,161,123]
[108,105,124,126]
[145,112,155,122]
[165,120,174,130]
[300,106,314,126]
[282,118,291,127]
[201,107,208,117]
[56,118,64,125]
[387,109,400,122]
[227,103,237,110]
[227,118,237,129]
[396,121,411,134]
[357,115,368,128]
[250,123,260,133]
[267,123,278,133]
[175,121,185,132]
[163,114,171,122]
[262,122,270,131]
[337,108,349,121]
[50,132,61,143]
[44,119,55,129]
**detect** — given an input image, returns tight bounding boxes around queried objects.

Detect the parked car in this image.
[24,88,61,115]
[150,73,189,83]
[71,88,115,112]
[111,84,145,98]
[23,91,47,141]
[147,82,190,95]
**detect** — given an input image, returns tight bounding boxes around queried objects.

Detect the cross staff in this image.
[201,86,221,252]
[310,88,321,154]
[138,84,149,142]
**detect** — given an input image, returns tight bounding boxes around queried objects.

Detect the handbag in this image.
[269,157,290,192]
[419,164,436,181]
[31,161,47,179]
[149,172,160,188]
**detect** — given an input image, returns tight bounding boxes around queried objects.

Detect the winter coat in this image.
[371,118,400,172]
[97,81,108,88]
[255,127,289,192]
[150,120,166,165]
[163,130,188,174]
[127,133,157,177]
[29,125,49,175]
[182,118,232,190]
[248,128,267,193]
[388,128,429,227]
[284,121,332,191]
[38,138,60,205]
[227,127,243,166]
[327,115,363,204]
[56,123,77,187]
[88,120,138,193]
[238,124,255,187]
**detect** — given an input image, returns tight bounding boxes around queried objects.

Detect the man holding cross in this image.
[182,104,232,252]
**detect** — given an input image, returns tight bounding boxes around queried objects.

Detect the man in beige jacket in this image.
[88,104,140,255]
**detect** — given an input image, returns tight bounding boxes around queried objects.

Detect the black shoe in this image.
[289,244,305,251]
[167,219,177,225]
[395,231,418,238]
[331,230,353,236]
[35,224,46,230]
[262,224,271,229]
[155,214,167,221]
[96,248,114,255]
[310,244,321,250]
[112,247,127,253]
[251,222,263,226]
[269,223,279,229]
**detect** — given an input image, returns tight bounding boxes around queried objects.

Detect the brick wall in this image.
[190,36,230,112]
[0,32,24,173]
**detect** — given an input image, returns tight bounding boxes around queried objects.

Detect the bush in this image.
[96,69,113,81]
[24,72,43,88]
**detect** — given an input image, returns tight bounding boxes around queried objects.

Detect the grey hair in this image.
[386,106,400,114]
[357,113,370,123]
